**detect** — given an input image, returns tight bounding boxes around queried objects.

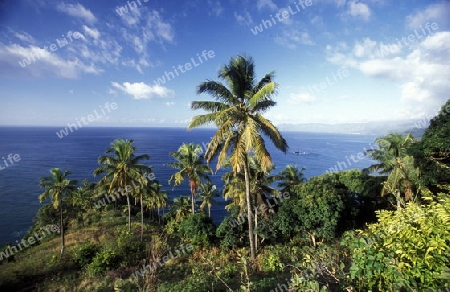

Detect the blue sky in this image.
[0,0,449,127]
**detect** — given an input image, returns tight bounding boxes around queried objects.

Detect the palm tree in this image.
[276,165,306,194]
[365,133,421,209]
[144,179,167,224]
[135,171,154,241]
[188,55,288,259]
[168,196,192,221]
[223,155,278,251]
[365,133,414,174]
[93,139,151,231]
[198,181,219,217]
[39,168,77,256]
[168,143,212,214]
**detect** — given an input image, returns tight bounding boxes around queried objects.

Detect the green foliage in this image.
[275,175,345,244]
[72,242,100,268]
[178,212,216,248]
[87,247,121,276]
[116,228,145,265]
[216,208,248,249]
[260,246,285,272]
[342,197,450,290]
[411,100,450,192]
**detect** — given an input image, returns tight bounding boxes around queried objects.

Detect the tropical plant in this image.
[276,165,306,194]
[188,55,288,259]
[342,196,450,291]
[168,143,212,214]
[144,180,168,223]
[38,168,77,256]
[93,139,151,231]
[365,133,422,209]
[168,196,192,222]
[197,181,219,217]
[410,100,450,193]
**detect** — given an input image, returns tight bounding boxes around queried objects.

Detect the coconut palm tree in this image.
[198,181,219,217]
[168,196,192,221]
[365,133,422,209]
[168,143,212,214]
[276,165,306,194]
[93,139,151,231]
[143,179,167,224]
[365,133,414,174]
[38,168,77,256]
[188,55,288,259]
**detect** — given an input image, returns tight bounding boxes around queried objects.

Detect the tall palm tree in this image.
[188,55,288,259]
[135,170,154,241]
[198,181,219,217]
[223,155,278,251]
[39,168,77,256]
[168,143,212,214]
[276,165,306,194]
[93,139,151,231]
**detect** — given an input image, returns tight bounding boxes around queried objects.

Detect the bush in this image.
[178,212,216,248]
[342,197,450,291]
[72,242,100,268]
[87,247,121,276]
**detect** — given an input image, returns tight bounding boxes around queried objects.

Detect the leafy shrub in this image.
[216,207,248,249]
[87,247,121,276]
[73,242,100,268]
[178,212,216,248]
[342,197,450,291]
[116,228,144,265]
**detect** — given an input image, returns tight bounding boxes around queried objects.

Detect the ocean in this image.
[0,126,377,247]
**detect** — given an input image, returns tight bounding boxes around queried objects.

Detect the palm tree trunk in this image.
[244,159,256,260]
[255,210,258,252]
[60,201,64,257]
[140,193,144,241]
[126,194,131,232]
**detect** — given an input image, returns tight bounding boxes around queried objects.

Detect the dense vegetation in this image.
[0,56,449,291]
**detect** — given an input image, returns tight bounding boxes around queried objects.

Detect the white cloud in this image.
[0,42,102,78]
[166,101,175,106]
[234,11,253,26]
[111,81,175,99]
[13,31,35,44]
[257,0,278,11]
[289,92,317,104]
[274,29,314,49]
[207,0,224,16]
[56,3,97,24]
[406,2,450,30]
[327,31,450,115]
[347,0,371,21]
[83,25,100,40]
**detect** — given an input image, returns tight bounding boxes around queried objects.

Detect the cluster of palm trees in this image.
[38,54,422,263]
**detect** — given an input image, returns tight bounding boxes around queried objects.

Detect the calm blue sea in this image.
[0,127,377,247]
